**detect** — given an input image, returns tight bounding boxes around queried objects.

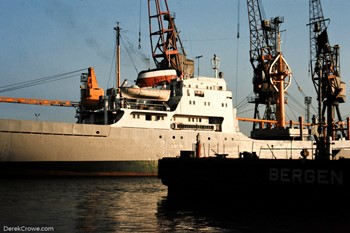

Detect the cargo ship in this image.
[1,0,350,176]
[2,64,328,176]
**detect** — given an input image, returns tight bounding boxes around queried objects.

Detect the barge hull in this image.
[159,157,350,209]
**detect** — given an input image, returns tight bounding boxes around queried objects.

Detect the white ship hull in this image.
[1,118,350,176]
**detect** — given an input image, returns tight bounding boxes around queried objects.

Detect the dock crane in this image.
[246,0,293,139]
[147,0,193,78]
[308,0,346,158]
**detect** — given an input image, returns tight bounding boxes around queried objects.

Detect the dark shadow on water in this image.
[157,196,350,233]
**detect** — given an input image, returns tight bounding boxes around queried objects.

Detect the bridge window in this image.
[145,114,165,121]
[194,90,204,97]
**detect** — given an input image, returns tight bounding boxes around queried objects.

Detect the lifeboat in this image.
[136,69,178,87]
[120,85,171,101]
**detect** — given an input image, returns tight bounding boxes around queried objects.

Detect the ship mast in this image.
[114,22,121,91]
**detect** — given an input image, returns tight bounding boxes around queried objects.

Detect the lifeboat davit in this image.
[136,69,178,87]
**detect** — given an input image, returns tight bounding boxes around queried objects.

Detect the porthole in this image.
[159,135,162,139]
[173,136,176,139]
[96,131,100,134]
[208,137,211,140]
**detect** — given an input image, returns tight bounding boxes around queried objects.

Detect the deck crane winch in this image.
[246,0,293,139]
[146,0,193,80]
[308,0,346,158]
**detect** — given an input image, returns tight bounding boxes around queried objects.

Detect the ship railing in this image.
[123,100,169,111]
[171,123,215,131]
[163,102,170,111]
[257,146,319,159]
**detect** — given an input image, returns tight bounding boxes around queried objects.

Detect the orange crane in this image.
[147,0,194,78]
[0,67,104,110]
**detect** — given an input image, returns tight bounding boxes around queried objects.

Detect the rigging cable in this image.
[235,0,240,107]
[236,91,253,109]
[123,32,148,67]
[138,0,142,49]
[291,74,318,114]
[0,68,87,94]
[121,32,139,74]
[107,45,117,89]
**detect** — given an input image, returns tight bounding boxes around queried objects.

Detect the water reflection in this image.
[1,177,349,232]
[73,177,166,232]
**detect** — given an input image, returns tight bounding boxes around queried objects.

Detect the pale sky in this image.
[0,0,349,135]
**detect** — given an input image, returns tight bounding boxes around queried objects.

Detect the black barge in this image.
[158,153,350,209]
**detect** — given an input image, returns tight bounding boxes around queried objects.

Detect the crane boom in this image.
[246,0,292,135]
[308,0,346,158]
[148,0,193,78]
[0,96,79,107]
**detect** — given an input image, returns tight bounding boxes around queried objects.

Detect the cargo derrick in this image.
[246,0,293,139]
[77,67,107,124]
[308,0,346,159]
[0,67,105,123]
[0,96,78,107]
[80,67,104,110]
[146,0,194,84]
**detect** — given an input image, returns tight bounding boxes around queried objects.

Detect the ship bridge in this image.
[168,76,235,133]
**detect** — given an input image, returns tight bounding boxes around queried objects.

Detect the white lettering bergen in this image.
[269,168,343,185]
[292,169,302,183]
[269,168,278,181]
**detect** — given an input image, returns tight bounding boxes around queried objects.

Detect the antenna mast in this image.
[114,22,121,90]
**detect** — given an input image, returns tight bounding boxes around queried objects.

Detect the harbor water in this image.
[1,177,350,232]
